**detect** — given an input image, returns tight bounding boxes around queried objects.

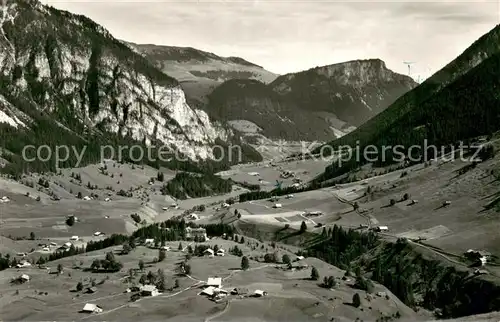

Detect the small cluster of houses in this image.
[199,277,267,301]
[0,196,10,203]
[203,248,225,257]
[38,241,59,252]
[465,249,490,266]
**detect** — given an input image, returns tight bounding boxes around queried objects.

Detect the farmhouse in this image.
[82,303,103,313]
[16,261,31,268]
[465,249,491,265]
[85,287,98,294]
[231,287,248,295]
[204,248,215,257]
[206,277,222,288]
[83,196,91,201]
[185,227,207,241]
[140,285,159,297]
[216,249,225,256]
[20,274,30,282]
[253,290,268,297]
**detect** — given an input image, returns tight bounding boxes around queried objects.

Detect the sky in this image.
[41,0,500,80]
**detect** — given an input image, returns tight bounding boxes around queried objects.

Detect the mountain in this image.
[125,42,278,108]
[270,59,417,127]
[0,0,253,174]
[316,24,500,181]
[205,59,417,141]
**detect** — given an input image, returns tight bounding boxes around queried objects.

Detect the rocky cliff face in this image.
[126,42,278,109]
[0,0,228,162]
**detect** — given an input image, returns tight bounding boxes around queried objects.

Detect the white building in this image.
[82,303,103,313]
[374,226,388,232]
[206,277,222,288]
[189,213,199,220]
[83,196,91,201]
[70,236,79,241]
[253,290,267,297]
[16,261,31,268]
[140,285,159,297]
[20,274,30,282]
[273,203,282,208]
[144,238,155,246]
[204,249,214,257]
[216,249,225,256]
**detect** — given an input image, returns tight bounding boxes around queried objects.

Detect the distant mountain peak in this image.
[124,42,263,68]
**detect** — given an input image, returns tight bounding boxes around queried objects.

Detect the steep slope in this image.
[0,0,238,174]
[316,24,500,181]
[319,24,500,154]
[206,79,333,141]
[207,59,416,141]
[271,59,418,127]
[125,42,278,108]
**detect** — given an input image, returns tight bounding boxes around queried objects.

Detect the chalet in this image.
[82,303,103,313]
[85,287,98,294]
[204,249,214,257]
[64,242,72,248]
[42,247,50,252]
[230,287,249,295]
[70,236,79,241]
[20,274,30,282]
[185,227,207,241]
[83,196,91,201]
[253,290,268,297]
[16,261,31,268]
[216,249,225,256]
[465,249,491,265]
[93,231,103,236]
[206,277,222,288]
[140,285,159,297]
[200,286,216,296]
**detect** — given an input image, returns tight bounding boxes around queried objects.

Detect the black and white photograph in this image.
[0,0,500,321]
